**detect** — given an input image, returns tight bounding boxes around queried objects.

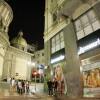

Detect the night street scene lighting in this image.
[0,0,100,100]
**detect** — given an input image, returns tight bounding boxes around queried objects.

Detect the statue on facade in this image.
[0,16,8,32]
[18,31,23,37]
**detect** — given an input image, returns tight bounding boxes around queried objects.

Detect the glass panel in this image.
[56,40,60,45]
[60,36,64,42]
[75,19,82,32]
[92,20,100,31]
[52,42,55,47]
[52,47,55,53]
[56,34,59,41]
[81,15,89,27]
[77,30,84,40]
[61,41,64,48]
[88,10,97,22]
[52,38,55,47]
[84,25,93,36]
[56,44,60,51]
[52,38,55,43]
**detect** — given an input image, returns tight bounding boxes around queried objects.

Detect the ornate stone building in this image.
[0,0,34,80]
[44,0,100,97]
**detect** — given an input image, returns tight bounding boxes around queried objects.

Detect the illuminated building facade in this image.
[32,49,45,83]
[44,0,100,97]
[0,0,34,81]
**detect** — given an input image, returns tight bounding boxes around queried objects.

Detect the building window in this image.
[51,31,64,54]
[74,9,100,40]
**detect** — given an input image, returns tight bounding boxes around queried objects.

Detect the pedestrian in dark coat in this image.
[47,79,53,96]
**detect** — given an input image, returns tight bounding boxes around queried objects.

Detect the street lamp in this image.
[34,72,37,92]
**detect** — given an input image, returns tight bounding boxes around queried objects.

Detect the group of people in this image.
[8,77,30,95]
[47,79,64,96]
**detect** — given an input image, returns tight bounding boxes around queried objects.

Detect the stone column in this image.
[63,20,83,98]
[44,40,51,92]
[44,40,51,66]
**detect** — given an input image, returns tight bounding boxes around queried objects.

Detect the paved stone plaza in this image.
[0,82,100,100]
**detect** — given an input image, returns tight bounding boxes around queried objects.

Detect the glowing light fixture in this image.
[51,55,65,64]
[78,38,100,55]
[28,61,35,66]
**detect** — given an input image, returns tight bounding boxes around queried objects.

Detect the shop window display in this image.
[82,62,100,97]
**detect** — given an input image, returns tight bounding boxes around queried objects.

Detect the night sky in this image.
[6,0,45,50]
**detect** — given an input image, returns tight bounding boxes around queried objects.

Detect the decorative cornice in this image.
[8,46,34,57]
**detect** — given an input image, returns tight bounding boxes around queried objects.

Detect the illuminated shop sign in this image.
[78,38,100,55]
[51,55,65,64]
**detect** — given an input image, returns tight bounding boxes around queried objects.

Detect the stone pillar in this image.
[44,40,51,66]
[44,40,51,92]
[63,20,82,98]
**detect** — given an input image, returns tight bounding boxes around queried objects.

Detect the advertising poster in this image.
[82,62,100,97]
[52,62,67,94]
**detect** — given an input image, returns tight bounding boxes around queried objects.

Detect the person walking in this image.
[25,80,29,94]
[54,79,58,95]
[18,80,23,95]
[11,78,16,92]
[47,79,53,96]
[22,80,25,93]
